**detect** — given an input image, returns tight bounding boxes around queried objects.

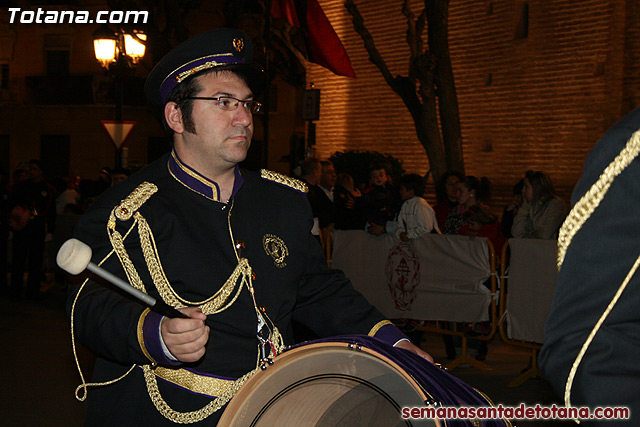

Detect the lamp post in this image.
[92,24,146,169]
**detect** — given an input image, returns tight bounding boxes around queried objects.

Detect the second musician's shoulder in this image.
[253,169,308,194]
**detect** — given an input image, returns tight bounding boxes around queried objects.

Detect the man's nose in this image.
[232,105,252,126]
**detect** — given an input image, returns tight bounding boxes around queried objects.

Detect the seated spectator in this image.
[434,170,465,233]
[501,179,524,239]
[334,173,364,230]
[511,170,566,239]
[361,162,401,236]
[397,174,441,241]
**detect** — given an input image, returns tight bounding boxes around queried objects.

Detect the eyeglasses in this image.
[185,96,262,113]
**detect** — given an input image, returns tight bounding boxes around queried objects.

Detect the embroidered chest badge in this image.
[263,234,288,268]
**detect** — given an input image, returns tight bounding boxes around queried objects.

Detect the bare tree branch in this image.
[344,0,461,180]
[344,0,398,91]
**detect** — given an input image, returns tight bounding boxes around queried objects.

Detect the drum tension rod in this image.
[257,326,275,370]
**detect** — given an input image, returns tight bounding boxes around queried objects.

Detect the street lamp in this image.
[92,24,146,168]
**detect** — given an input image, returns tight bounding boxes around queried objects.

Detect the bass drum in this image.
[219,336,508,427]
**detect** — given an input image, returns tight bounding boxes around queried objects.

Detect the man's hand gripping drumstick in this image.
[58,238,209,363]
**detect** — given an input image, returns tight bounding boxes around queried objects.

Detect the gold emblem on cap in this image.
[263,234,288,268]
[233,38,244,53]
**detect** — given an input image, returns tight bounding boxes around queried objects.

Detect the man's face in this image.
[370,169,388,187]
[174,71,254,173]
[320,163,337,188]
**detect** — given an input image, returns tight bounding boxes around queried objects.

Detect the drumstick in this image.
[57,238,188,319]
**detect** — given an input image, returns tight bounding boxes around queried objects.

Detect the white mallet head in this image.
[57,238,93,275]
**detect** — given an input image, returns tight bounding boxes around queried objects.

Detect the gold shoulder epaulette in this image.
[260,169,308,194]
[115,181,159,221]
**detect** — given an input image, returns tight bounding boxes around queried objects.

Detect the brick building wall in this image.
[307,0,639,205]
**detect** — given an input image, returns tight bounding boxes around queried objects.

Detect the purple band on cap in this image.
[160,53,246,103]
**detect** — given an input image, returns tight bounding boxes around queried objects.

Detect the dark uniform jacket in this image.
[69,151,405,426]
[539,106,640,425]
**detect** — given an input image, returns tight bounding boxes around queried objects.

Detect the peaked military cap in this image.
[144,28,262,104]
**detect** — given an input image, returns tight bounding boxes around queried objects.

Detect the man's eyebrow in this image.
[210,91,254,100]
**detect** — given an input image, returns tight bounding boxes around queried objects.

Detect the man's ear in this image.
[164,102,184,134]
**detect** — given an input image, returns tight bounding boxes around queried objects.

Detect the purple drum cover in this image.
[289,335,510,427]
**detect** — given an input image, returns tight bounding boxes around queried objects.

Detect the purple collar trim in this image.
[168,150,243,202]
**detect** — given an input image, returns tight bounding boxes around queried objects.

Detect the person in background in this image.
[299,157,323,236]
[110,168,130,186]
[511,170,565,239]
[396,173,440,241]
[316,160,337,238]
[334,172,364,230]
[96,167,112,194]
[442,175,492,235]
[318,161,336,203]
[0,167,9,293]
[1,168,28,294]
[501,179,524,239]
[8,160,56,299]
[434,170,464,233]
[461,204,505,255]
[56,176,81,215]
[361,162,401,236]
[442,175,496,361]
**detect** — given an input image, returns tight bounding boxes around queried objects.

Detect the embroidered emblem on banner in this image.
[263,234,288,268]
[385,243,421,311]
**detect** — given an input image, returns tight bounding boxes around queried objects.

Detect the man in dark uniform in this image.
[68,28,432,426]
[539,106,640,425]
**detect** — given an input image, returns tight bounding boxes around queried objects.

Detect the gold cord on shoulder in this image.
[557,129,640,269]
[260,169,308,193]
[558,128,640,419]
[114,182,158,222]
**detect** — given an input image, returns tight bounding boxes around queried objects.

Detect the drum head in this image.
[220,342,437,426]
